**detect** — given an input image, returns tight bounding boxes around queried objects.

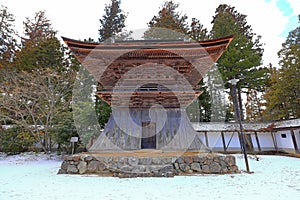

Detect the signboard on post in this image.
[70,137,79,155]
[70,137,79,143]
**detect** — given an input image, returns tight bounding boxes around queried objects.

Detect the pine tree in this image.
[98,0,127,42]
[187,18,211,121]
[14,11,71,71]
[245,88,264,121]
[206,64,228,122]
[23,10,56,42]
[0,5,17,68]
[97,0,126,127]
[264,20,300,120]
[188,18,209,41]
[144,1,213,121]
[143,0,188,40]
[210,4,268,121]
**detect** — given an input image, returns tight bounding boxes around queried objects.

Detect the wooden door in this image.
[141,122,156,149]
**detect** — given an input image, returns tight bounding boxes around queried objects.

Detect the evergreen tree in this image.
[245,88,264,121]
[0,5,17,68]
[206,64,228,122]
[197,80,211,122]
[84,38,96,43]
[98,0,127,42]
[264,20,300,120]
[144,1,213,121]
[188,18,209,41]
[14,11,77,72]
[23,10,56,43]
[72,66,104,146]
[96,0,127,129]
[51,111,78,153]
[14,37,64,71]
[210,4,268,121]
[188,18,211,121]
[143,0,188,40]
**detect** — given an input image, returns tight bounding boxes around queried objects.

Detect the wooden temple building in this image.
[63,35,233,152]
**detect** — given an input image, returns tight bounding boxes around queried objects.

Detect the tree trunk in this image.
[40,143,48,153]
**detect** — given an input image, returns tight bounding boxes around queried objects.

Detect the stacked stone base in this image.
[58,153,239,178]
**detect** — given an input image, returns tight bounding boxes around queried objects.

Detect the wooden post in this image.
[245,133,254,152]
[221,131,227,153]
[271,132,278,152]
[254,131,261,153]
[290,129,299,154]
[70,137,79,155]
[204,131,209,148]
[237,131,243,151]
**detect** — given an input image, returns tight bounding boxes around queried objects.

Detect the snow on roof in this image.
[192,122,270,132]
[273,118,300,130]
[192,118,300,132]
[1,119,299,132]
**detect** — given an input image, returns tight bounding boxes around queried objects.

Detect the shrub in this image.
[0,127,36,154]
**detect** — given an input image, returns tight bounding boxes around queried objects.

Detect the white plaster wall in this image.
[223,132,241,151]
[197,130,300,153]
[256,133,276,151]
[274,130,294,151]
[197,132,242,152]
[205,132,223,151]
[250,134,260,151]
[196,132,207,147]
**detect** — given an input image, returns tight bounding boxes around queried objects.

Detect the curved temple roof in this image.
[63,35,233,108]
[62,35,233,50]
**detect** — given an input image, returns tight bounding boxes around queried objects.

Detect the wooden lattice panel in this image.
[97,90,202,109]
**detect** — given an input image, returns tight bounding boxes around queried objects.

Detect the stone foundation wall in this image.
[58,153,239,178]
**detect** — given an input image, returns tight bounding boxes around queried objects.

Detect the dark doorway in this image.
[141,122,156,149]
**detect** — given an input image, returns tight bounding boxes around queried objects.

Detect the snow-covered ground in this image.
[0,153,300,200]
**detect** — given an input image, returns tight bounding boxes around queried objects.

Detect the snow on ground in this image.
[0,153,300,200]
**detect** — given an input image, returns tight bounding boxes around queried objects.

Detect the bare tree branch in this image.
[0,68,75,152]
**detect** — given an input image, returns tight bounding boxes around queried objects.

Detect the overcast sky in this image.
[1,0,299,66]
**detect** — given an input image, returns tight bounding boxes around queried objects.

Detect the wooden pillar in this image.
[245,133,254,152]
[254,131,262,153]
[204,131,209,148]
[290,129,299,154]
[271,131,278,152]
[237,131,243,152]
[221,131,227,153]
